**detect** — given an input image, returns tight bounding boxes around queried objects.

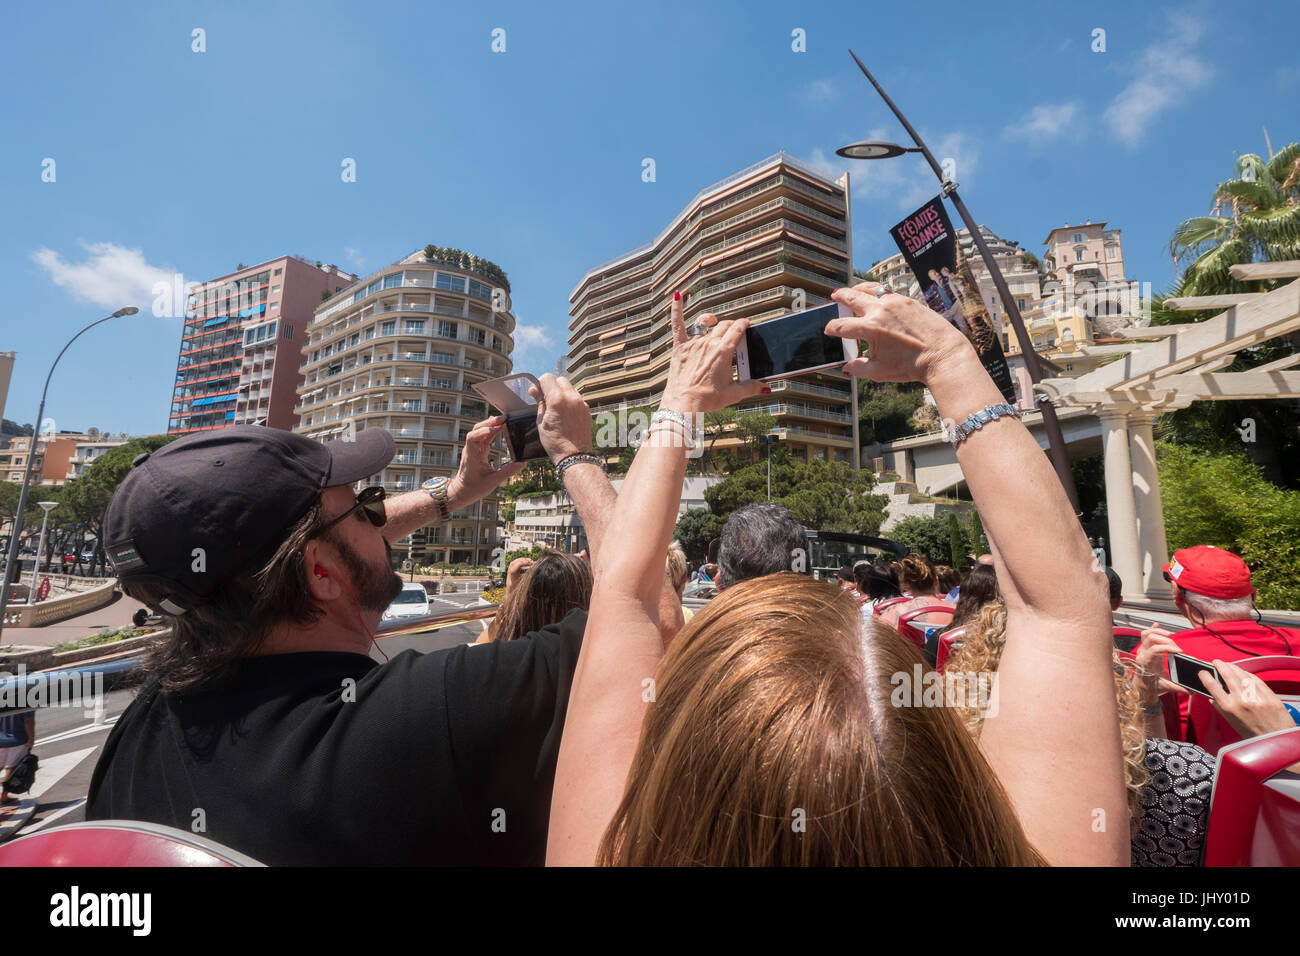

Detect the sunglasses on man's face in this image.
[313,486,387,539]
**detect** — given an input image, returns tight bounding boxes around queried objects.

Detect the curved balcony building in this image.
[294,249,515,566]
[567,153,859,466]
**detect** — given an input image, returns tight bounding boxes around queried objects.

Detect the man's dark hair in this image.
[717,504,806,590]
[1104,567,1123,609]
[854,564,900,602]
[123,501,329,694]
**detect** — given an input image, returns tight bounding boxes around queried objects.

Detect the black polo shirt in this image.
[86,609,586,865]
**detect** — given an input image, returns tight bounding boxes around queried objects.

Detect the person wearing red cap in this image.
[1141,545,1298,739]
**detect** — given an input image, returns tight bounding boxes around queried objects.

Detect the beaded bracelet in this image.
[554,452,603,483]
[945,402,1021,447]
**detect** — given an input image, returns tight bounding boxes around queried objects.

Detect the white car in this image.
[383,582,431,621]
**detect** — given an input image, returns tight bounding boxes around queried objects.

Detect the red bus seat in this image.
[1188,656,1300,755]
[897,605,955,651]
[1204,727,1300,867]
[935,625,970,672]
[0,820,264,867]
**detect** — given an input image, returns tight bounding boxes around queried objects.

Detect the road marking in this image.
[21,797,86,834]
[37,715,120,747]
[27,746,97,800]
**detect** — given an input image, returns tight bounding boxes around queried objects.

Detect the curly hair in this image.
[943,600,1149,830]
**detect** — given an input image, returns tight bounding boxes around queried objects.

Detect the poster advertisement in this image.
[888,197,1017,402]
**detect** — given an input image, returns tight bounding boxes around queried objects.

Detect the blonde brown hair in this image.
[898,554,939,595]
[597,574,1044,866]
[665,542,688,593]
[491,550,593,642]
[944,600,1149,828]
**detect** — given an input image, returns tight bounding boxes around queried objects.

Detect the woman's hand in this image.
[1201,659,1298,739]
[824,281,973,385]
[659,294,767,414]
[505,557,534,595]
[1134,625,1184,704]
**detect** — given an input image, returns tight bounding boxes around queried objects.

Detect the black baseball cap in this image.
[104,425,395,615]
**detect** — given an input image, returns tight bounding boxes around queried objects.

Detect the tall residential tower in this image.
[567,154,858,466]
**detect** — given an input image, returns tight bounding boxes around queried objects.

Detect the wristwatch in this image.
[422,476,452,522]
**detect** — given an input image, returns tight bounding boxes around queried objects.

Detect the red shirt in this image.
[1169,619,1299,739]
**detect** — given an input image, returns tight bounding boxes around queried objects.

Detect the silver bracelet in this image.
[945,402,1021,447]
[554,452,603,483]
[1140,702,1164,716]
[651,408,695,447]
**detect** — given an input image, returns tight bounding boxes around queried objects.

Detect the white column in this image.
[1099,408,1143,601]
[1128,410,1171,600]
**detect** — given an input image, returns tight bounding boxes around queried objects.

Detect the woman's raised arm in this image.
[827,283,1127,866]
[546,295,764,866]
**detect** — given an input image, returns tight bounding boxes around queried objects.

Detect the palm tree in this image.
[1168,141,1300,297]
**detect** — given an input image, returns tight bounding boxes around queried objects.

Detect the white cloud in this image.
[1005,101,1081,141]
[513,323,554,354]
[805,127,979,211]
[30,240,175,311]
[1103,13,1213,147]
[343,245,366,269]
[804,79,836,103]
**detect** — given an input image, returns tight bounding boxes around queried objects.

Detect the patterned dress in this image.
[1130,738,1217,867]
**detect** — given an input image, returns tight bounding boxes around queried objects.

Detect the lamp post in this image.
[27,501,58,604]
[837,50,1080,513]
[0,306,139,637]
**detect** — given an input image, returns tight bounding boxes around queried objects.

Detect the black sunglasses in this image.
[312,486,387,539]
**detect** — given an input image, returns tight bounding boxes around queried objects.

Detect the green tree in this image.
[858,379,925,445]
[889,514,968,568]
[1168,144,1300,298]
[968,510,985,555]
[704,452,886,534]
[947,513,967,569]
[733,411,777,464]
[672,508,722,565]
[1158,442,1300,610]
[1155,143,1300,488]
[699,409,736,475]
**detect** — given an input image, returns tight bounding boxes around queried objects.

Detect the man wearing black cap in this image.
[86,394,612,865]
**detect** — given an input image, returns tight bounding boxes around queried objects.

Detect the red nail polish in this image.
[760,385,771,394]
[674,290,681,301]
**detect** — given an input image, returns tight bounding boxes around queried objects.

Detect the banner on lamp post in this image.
[889,197,1017,403]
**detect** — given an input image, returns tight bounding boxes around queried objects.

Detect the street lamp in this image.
[838,50,1080,512]
[0,306,139,637]
[27,501,58,604]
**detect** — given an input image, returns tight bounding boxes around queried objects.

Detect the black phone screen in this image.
[505,409,546,461]
[1168,653,1222,697]
[744,303,845,379]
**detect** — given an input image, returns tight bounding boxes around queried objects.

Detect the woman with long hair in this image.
[950,562,999,629]
[880,553,951,631]
[547,283,1127,866]
[487,550,593,643]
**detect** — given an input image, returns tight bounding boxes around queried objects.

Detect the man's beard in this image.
[325,531,403,614]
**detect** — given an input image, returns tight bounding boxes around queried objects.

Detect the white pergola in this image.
[1035,261,1300,602]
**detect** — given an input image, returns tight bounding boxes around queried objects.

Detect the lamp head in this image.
[835,140,919,161]
[112,307,140,317]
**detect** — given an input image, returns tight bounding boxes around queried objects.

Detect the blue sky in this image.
[1,0,1296,437]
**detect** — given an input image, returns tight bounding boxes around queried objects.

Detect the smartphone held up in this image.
[734,301,858,382]
[472,373,547,462]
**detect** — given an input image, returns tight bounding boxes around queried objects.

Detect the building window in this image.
[436,273,467,293]
[383,273,403,289]
[437,320,458,339]
[467,327,486,345]
[274,268,282,276]
[432,352,455,365]
[1075,249,1084,261]
[380,321,396,336]
[272,285,281,293]
[1072,233,1084,243]
[404,320,426,334]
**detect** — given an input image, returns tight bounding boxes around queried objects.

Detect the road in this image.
[6,589,491,842]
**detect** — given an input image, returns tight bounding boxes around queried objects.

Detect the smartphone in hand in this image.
[1166,652,1225,698]
[734,302,858,382]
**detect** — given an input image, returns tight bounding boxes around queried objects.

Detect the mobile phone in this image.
[1167,653,1224,698]
[734,302,858,382]
[504,409,546,461]
[471,372,548,462]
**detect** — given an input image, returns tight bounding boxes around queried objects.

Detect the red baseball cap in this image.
[1162,546,1254,599]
